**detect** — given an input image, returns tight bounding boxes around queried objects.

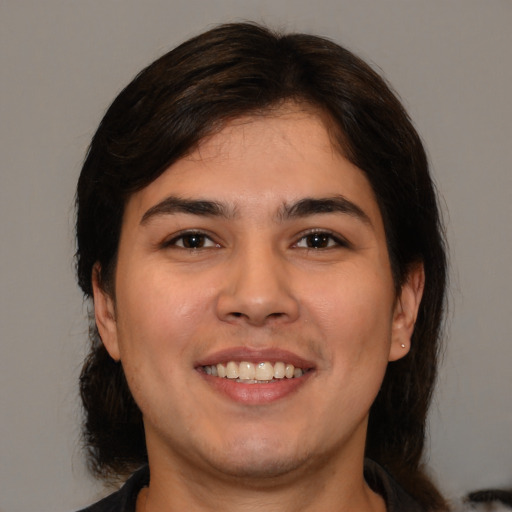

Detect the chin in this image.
[204,436,312,480]
[212,454,308,481]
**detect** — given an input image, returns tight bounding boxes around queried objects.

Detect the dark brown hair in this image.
[76,22,447,509]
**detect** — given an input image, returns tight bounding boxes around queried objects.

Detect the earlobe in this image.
[388,263,425,362]
[91,264,121,361]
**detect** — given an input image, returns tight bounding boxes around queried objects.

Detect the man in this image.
[76,23,448,512]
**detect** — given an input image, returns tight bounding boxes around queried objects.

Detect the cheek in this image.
[113,271,215,419]
[303,266,394,346]
[300,264,395,407]
[115,268,215,365]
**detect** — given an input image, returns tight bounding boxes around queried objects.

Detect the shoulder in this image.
[77,466,149,512]
[364,459,428,512]
[453,489,512,512]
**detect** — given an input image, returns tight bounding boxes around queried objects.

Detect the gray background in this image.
[1,1,511,511]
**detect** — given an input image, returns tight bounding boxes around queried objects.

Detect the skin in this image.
[93,106,424,512]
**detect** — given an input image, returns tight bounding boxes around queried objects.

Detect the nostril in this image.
[230,311,284,320]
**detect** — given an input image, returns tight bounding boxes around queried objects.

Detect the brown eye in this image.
[305,233,331,248]
[181,234,206,248]
[166,232,219,249]
[295,231,348,250]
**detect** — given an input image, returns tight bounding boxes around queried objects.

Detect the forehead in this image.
[124,106,381,226]
[191,105,343,161]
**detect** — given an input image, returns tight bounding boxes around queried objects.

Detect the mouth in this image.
[196,348,315,404]
[200,361,309,383]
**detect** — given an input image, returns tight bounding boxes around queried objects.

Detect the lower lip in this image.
[199,371,313,404]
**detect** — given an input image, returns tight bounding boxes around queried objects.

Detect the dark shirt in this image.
[78,459,425,512]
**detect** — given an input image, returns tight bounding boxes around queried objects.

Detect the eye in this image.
[165,232,220,249]
[294,231,348,249]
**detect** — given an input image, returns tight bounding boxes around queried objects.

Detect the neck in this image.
[141,449,386,512]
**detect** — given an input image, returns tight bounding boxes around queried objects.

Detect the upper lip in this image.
[195,346,315,369]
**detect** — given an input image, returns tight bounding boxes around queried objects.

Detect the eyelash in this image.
[162,231,220,250]
[294,230,351,250]
[162,229,350,252]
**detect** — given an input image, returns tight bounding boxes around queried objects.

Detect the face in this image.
[94,107,423,482]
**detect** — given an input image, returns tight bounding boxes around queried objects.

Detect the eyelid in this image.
[161,230,221,249]
[159,228,350,250]
[293,229,352,249]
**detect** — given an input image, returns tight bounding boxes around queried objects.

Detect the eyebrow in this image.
[279,196,372,226]
[140,196,234,225]
[140,194,372,227]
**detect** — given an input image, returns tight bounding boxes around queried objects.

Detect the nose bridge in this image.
[216,239,299,325]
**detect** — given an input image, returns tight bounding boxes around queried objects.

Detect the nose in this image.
[216,246,300,326]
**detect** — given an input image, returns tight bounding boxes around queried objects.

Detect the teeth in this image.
[226,361,239,379]
[273,361,285,379]
[255,362,274,380]
[239,361,255,380]
[216,363,226,378]
[203,361,305,382]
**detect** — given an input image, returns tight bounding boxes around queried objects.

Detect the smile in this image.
[202,361,305,383]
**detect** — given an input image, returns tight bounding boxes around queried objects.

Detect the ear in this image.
[388,263,425,362]
[91,263,121,361]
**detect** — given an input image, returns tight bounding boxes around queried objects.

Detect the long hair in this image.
[76,22,447,509]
